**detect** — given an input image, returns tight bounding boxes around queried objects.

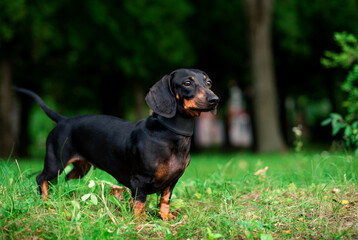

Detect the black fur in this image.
[16,68,219,219]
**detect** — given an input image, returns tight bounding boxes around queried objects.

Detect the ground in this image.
[1,151,357,239]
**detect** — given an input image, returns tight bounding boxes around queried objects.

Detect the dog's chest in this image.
[154,154,190,185]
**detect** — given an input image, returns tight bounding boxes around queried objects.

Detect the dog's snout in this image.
[208,95,219,106]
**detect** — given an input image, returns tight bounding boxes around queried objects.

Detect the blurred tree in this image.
[30,0,195,119]
[187,1,248,84]
[2,0,358,157]
[273,0,358,143]
[188,0,358,150]
[101,0,195,119]
[245,0,286,152]
[0,0,27,157]
[186,1,251,149]
[0,0,195,156]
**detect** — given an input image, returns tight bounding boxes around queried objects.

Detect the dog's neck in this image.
[156,113,195,137]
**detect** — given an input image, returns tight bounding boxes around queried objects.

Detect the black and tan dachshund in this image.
[16,68,219,220]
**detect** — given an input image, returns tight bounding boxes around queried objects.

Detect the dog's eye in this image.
[183,81,192,87]
[206,80,212,87]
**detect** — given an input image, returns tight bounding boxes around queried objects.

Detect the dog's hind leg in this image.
[66,160,91,180]
[36,168,61,200]
[36,143,63,200]
[36,174,51,200]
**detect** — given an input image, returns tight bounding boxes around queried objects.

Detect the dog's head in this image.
[146,69,219,118]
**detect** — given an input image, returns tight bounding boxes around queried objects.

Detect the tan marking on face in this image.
[176,93,180,100]
[183,89,206,117]
[41,181,49,201]
[183,98,199,109]
[203,75,207,79]
[159,188,174,221]
[190,76,194,80]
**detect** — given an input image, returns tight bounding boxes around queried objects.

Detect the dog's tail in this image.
[15,88,66,123]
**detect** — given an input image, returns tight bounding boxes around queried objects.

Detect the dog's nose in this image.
[208,95,219,106]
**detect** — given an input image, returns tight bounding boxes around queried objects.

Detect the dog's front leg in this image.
[159,187,174,221]
[133,199,147,219]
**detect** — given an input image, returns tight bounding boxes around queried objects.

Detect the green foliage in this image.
[2,0,196,111]
[0,0,26,42]
[31,0,195,78]
[321,32,358,153]
[0,0,27,59]
[321,32,358,69]
[116,0,195,78]
[275,0,358,58]
[322,113,358,154]
[322,32,358,121]
[274,0,310,56]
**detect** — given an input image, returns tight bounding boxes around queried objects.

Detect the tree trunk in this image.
[0,60,15,158]
[246,0,286,152]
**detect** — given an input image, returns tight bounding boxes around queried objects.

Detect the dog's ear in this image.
[145,73,177,118]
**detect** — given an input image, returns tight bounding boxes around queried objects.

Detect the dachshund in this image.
[16,68,219,220]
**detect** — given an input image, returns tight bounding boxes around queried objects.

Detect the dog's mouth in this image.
[189,107,215,112]
[183,95,219,117]
[189,106,218,115]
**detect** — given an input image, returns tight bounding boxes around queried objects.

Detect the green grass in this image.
[1,152,358,239]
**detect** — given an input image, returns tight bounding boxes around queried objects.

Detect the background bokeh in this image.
[1,0,358,157]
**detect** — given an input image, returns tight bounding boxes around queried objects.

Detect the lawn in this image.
[1,151,357,239]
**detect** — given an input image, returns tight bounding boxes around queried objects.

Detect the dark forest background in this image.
[1,0,358,157]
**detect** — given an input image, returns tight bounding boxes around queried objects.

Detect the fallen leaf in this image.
[88,180,95,188]
[283,230,292,234]
[331,188,340,194]
[81,193,91,201]
[91,194,98,205]
[254,166,268,176]
[341,200,349,205]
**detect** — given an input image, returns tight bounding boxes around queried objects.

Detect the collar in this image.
[156,114,195,137]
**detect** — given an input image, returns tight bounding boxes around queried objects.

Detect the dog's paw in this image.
[159,211,177,221]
